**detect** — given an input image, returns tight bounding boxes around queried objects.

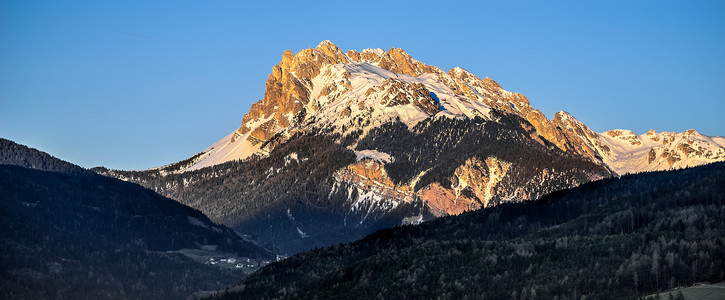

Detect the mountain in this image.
[0,139,274,299]
[96,41,724,254]
[174,41,725,175]
[208,162,725,300]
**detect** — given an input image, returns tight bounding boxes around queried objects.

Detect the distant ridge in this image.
[0,137,84,174]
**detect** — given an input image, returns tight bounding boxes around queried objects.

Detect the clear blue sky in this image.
[2,0,724,170]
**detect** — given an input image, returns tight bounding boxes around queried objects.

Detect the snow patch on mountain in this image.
[183,131,262,171]
[355,150,393,164]
[296,227,308,238]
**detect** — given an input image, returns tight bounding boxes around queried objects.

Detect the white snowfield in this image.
[308,62,493,132]
[354,149,393,164]
[184,131,262,171]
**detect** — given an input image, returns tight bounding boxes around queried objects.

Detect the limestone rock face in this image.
[334,159,416,205]
[335,157,506,217]
[446,67,526,114]
[449,157,511,209]
[232,41,455,150]
[525,109,572,152]
[335,153,584,218]
[418,183,473,217]
[367,79,440,115]
[335,155,514,217]
[648,148,657,164]
[606,130,642,146]
[445,67,584,155]
[236,42,349,144]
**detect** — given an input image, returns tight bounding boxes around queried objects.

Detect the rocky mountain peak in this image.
[235,42,353,145]
[551,111,604,162]
[448,66,469,77]
[683,129,701,138]
[229,42,455,153]
[316,39,336,48]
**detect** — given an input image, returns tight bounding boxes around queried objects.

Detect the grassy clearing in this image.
[167,246,274,275]
[647,282,725,300]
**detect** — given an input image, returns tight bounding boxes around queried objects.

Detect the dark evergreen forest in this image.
[356,112,611,202]
[210,162,725,300]
[0,138,84,174]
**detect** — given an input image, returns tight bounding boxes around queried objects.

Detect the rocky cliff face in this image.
[333,158,417,211]
[334,155,512,218]
[552,111,606,162]
[232,42,449,150]
[416,156,512,216]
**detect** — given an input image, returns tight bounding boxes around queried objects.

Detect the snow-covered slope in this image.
[594,129,725,174]
[552,111,725,174]
[712,136,725,149]
[185,130,263,171]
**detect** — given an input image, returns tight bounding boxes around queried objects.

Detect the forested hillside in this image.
[0,138,84,174]
[95,135,432,254]
[0,140,274,299]
[211,162,725,300]
[356,113,609,203]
